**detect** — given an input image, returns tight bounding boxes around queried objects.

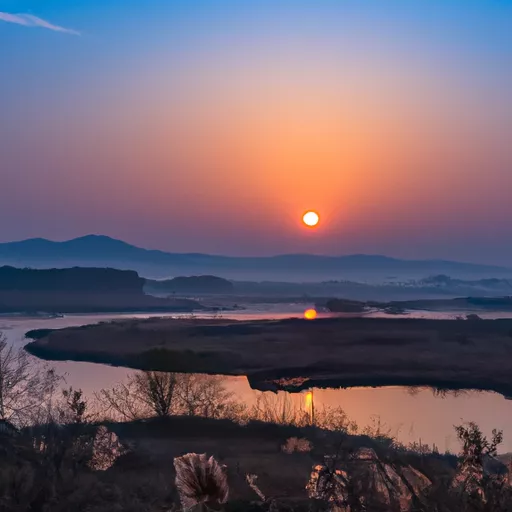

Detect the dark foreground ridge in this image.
[25,316,512,397]
[0,414,465,511]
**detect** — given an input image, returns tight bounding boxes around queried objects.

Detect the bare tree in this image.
[175,374,236,419]
[96,378,147,421]
[0,333,60,427]
[58,387,94,425]
[250,393,306,426]
[96,371,179,420]
[133,371,179,417]
[97,372,243,422]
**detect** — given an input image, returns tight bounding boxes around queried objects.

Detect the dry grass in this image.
[281,438,313,454]
[3,413,512,511]
[26,316,512,397]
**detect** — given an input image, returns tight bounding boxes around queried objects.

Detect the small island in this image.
[25,315,512,398]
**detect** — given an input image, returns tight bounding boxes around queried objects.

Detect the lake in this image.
[2,305,512,453]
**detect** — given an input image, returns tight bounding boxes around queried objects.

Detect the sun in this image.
[302,210,319,227]
[304,309,317,320]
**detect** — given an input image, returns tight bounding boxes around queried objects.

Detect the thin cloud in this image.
[0,11,80,35]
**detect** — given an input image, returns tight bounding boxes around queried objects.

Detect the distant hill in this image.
[0,265,144,293]
[0,235,510,282]
[0,265,203,313]
[145,275,234,294]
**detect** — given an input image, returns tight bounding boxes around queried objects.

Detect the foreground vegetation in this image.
[5,332,512,510]
[5,415,512,511]
[25,316,512,397]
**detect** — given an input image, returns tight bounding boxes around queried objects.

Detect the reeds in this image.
[174,453,229,511]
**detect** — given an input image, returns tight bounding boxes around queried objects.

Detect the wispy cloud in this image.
[0,11,80,35]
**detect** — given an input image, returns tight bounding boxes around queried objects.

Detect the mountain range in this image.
[0,235,510,282]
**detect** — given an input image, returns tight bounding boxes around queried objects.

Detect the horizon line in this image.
[0,234,509,269]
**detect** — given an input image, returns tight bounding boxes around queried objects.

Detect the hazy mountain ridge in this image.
[0,235,510,281]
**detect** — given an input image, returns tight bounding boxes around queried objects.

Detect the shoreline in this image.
[24,316,512,398]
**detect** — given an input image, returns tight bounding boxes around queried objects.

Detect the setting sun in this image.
[302,211,319,227]
[304,309,317,320]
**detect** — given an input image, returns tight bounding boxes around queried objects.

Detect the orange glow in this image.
[302,211,319,227]
[304,309,317,320]
[305,390,315,424]
[48,39,509,257]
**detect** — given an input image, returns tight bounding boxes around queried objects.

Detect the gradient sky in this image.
[1,1,511,263]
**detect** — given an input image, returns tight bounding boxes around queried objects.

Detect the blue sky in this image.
[1,1,511,263]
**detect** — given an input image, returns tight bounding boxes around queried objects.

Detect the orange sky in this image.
[1,1,511,262]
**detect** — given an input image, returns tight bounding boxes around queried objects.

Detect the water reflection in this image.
[219,380,512,453]
[3,311,512,453]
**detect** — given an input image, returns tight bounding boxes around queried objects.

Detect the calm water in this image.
[2,306,512,453]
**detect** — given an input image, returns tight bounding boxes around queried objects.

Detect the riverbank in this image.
[25,316,512,397]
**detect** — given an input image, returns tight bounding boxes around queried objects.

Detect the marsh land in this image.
[25,316,512,398]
